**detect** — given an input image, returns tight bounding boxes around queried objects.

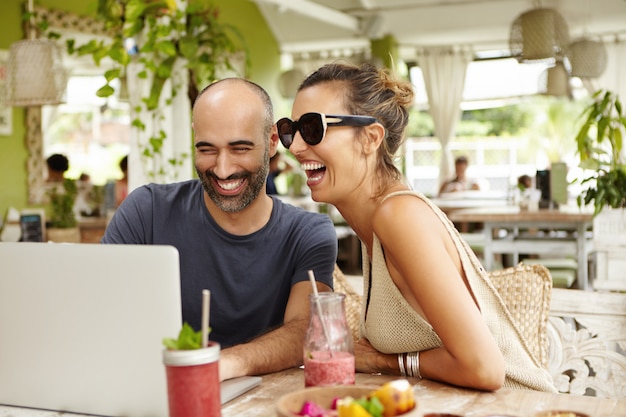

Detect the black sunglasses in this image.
[276,113,378,149]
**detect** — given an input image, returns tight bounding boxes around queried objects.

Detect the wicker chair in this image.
[332,264,363,343]
[333,261,552,368]
[333,262,625,398]
[488,263,552,369]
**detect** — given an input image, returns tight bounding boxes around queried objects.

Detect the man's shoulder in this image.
[143,179,200,192]
[274,197,332,224]
[124,180,201,213]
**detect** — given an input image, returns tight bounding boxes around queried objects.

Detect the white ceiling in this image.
[253,0,626,60]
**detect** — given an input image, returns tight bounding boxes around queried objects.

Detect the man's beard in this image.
[196,156,270,213]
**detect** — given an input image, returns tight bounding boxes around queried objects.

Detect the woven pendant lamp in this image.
[4,0,67,106]
[540,60,571,98]
[509,7,570,62]
[568,38,608,78]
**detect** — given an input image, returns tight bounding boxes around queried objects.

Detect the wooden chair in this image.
[332,264,363,343]
[490,263,626,399]
[547,288,626,398]
[488,263,552,369]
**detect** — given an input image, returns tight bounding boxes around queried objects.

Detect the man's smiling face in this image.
[192,81,271,213]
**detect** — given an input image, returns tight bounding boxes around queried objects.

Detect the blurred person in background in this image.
[115,156,129,207]
[46,154,69,183]
[438,155,482,195]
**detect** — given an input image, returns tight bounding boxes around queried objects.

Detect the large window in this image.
[410,57,586,110]
[406,57,589,197]
[42,75,130,185]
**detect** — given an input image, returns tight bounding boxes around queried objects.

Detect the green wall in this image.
[0,0,280,220]
[0,0,28,220]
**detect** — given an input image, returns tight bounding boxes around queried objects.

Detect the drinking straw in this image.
[202,289,210,348]
[308,270,333,355]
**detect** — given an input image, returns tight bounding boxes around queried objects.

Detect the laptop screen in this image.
[0,242,182,417]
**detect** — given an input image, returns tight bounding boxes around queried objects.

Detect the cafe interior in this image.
[0,0,625,415]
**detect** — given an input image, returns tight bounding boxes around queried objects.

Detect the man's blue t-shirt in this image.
[101,180,337,347]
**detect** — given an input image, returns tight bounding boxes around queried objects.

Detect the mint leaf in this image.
[162,322,211,350]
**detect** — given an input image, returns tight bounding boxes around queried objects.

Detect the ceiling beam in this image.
[254,0,361,32]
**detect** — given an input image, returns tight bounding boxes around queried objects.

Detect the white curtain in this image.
[416,46,473,188]
[596,37,626,101]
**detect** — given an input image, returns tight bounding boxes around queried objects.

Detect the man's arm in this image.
[218,279,332,381]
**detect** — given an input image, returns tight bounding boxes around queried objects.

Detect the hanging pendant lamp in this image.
[568,38,608,78]
[540,60,572,98]
[509,7,570,63]
[4,0,67,106]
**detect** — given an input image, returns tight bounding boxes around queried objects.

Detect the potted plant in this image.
[574,89,626,290]
[47,178,81,242]
[575,89,626,215]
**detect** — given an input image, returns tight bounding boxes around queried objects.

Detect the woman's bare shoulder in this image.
[373,192,443,238]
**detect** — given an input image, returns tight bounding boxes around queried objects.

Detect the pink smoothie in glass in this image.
[165,360,220,417]
[304,350,355,387]
[163,343,221,417]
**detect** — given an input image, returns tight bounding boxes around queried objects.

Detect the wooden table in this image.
[78,216,107,243]
[1,367,624,416]
[221,367,625,417]
[432,195,509,215]
[448,206,594,290]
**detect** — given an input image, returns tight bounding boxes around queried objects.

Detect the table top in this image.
[221,367,624,417]
[1,367,623,417]
[448,206,594,224]
[431,193,509,214]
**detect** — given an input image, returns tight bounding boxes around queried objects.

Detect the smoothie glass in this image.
[163,341,221,417]
[304,292,355,387]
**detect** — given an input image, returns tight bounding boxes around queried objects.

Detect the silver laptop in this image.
[0,242,260,416]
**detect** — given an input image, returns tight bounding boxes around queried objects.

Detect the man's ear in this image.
[269,124,279,157]
[362,122,386,155]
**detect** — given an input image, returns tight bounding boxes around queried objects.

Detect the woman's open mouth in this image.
[301,162,326,186]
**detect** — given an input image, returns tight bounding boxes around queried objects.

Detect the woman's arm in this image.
[363,195,505,391]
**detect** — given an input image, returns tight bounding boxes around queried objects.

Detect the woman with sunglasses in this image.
[279,62,555,392]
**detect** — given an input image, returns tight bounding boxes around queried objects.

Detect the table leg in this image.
[577,223,589,290]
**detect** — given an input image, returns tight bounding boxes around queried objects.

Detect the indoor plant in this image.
[575,89,626,215]
[574,89,626,290]
[47,178,80,242]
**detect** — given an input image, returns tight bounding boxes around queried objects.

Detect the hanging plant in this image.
[44,0,248,181]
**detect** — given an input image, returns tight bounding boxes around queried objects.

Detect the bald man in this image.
[102,78,337,380]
